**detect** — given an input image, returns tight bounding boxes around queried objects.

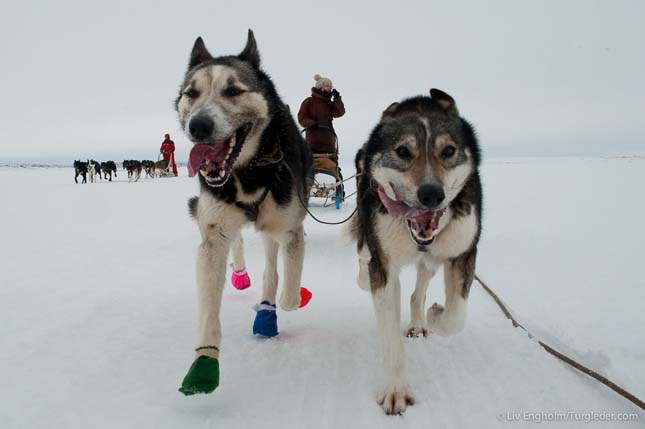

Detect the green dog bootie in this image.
[179,355,220,396]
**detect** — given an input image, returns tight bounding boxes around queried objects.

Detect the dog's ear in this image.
[239,29,260,68]
[189,37,213,70]
[381,102,400,120]
[430,88,458,113]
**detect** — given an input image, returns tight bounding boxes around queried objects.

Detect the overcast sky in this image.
[1,0,643,164]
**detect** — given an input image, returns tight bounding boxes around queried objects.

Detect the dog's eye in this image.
[395,146,413,160]
[441,146,456,158]
[223,87,246,97]
[184,88,200,99]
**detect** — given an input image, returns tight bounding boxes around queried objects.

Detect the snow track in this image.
[1,159,643,428]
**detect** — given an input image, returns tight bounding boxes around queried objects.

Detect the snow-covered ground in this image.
[1,158,643,428]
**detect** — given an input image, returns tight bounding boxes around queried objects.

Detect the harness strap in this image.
[235,187,271,222]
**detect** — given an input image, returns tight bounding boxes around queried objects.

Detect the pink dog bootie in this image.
[231,265,251,290]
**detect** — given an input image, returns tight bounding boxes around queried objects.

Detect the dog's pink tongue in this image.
[187,143,228,177]
[377,186,446,227]
[188,145,210,177]
[377,187,409,218]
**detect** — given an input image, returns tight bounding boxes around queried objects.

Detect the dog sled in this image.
[304,126,349,210]
[311,154,346,209]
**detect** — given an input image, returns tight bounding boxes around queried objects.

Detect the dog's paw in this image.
[405,324,428,338]
[178,356,219,396]
[253,301,278,337]
[377,385,416,415]
[231,267,251,290]
[278,291,301,312]
[427,302,464,337]
[426,303,445,334]
[428,302,444,317]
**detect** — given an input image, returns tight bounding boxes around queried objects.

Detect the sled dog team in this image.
[74,160,118,183]
[73,159,173,183]
[175,30,482,415]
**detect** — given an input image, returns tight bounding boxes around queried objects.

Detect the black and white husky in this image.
[88,159,102,183]
[351,89,482,414]
[174,30,313,393]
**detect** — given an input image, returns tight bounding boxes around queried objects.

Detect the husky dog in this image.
[154,159,169,177]
[88,159,102,183]
[122,160,131,176]
[103,160,117,180]
[141,160,155,178]
[73,160,88,184]
[87,161,96,183]
[101,161,117,181]
[122,160,136,179]
[351,89,482,414]
[174,30,312,395]
[125,160,142,182]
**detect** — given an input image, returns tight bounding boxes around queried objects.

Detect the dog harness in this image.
[235,187,271,222]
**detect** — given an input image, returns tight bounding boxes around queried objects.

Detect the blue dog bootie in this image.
[253,301,278,337]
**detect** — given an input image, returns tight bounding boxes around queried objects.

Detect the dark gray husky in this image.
[174,30,313,396]
[352,89,482,414]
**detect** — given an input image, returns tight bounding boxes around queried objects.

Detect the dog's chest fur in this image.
[375,204,478,266]
[200,162,292,207]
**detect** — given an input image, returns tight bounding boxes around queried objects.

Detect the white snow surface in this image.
[1,157,643,428]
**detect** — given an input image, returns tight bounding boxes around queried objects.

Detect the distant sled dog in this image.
[174,30,312,396]
[73,160,88,184]
[141,160,155,178]
[351,89,482,414]
[124,160,142,182]
[101,161,117,181]
[154,159,170,177]
[88,159,102,183]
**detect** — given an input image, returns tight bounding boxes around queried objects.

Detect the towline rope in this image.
[475,274,644,411]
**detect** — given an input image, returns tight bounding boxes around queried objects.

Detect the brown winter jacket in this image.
[297,88,346,154]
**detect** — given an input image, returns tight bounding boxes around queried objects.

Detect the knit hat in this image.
[314,74,332,90]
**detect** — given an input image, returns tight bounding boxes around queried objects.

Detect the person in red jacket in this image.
[160,133,178,176]
[297,74,345,155]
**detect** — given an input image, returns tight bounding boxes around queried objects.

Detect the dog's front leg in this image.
[372,278,415,414]
[179,234,230,396]
[406,260,439,338]
[231,233,246,272]
[427,247,477,337]
[195,237,229,355]
[251,235,280,337]
[357,245,371,291]
[229,233,252,290]
[261,235,279,304]
[278,226,304,311]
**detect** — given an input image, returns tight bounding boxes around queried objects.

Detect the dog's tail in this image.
[188,196,199,219]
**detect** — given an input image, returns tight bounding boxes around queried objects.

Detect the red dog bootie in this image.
[299,287,312,308]
[231,265,251,290]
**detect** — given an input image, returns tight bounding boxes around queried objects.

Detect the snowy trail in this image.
[1,159,643,428]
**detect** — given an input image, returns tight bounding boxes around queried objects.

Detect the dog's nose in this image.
[189,115,214,141]
[417,184,445,209]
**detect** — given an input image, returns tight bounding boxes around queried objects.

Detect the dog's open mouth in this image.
[377,184,446,246]
[187,123,252,187]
